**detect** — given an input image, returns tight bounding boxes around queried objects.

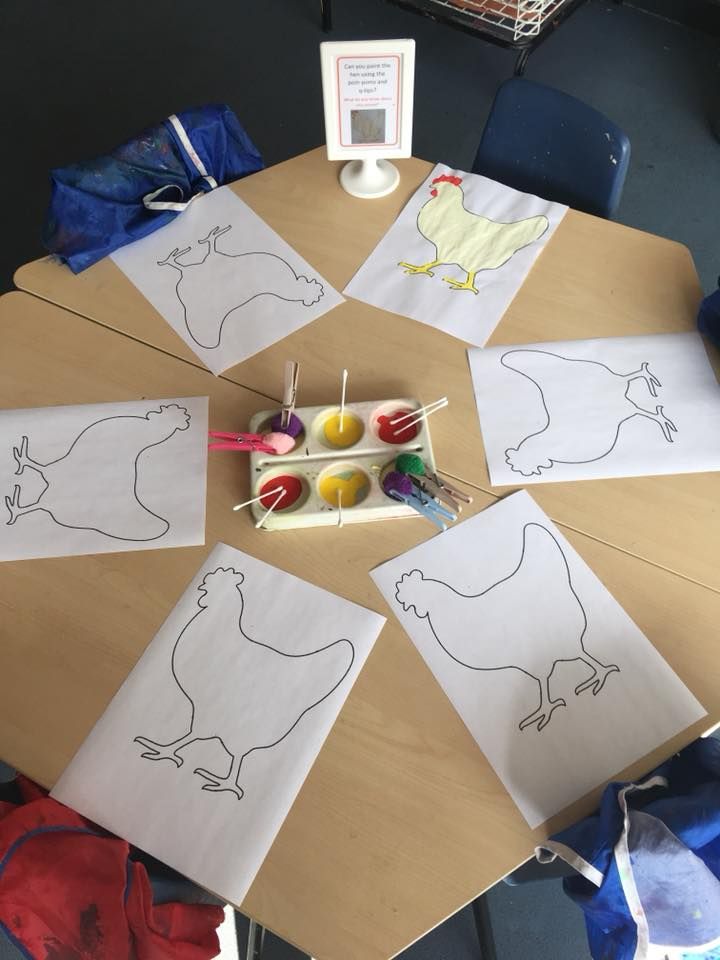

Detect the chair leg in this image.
[321,0,332,31]
[245,919,266,960]
[514,48,530,76]
[471,895,497,960]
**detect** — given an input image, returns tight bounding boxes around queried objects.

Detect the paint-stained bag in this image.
[0,776,224,959]
[42,104,263,273]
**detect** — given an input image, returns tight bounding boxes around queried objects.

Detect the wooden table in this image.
[2,292,720,960]
[15,147,718,596]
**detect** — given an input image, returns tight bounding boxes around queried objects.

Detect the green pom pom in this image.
[395,453,425,476]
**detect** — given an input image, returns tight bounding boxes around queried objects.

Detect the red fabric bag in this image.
[0,777,224,959]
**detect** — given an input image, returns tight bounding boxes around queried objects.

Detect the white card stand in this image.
[339,157,400,199]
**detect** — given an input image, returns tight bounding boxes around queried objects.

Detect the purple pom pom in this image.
[270,411,304,438]
[383,471,414,498]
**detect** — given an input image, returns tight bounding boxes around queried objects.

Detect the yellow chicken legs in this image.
[398,258,479,294]
[398,258,442,276]
[442,271,478,294]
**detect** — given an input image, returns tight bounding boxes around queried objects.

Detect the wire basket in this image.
[425,0,573,41]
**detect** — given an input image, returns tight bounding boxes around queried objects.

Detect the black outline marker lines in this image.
[500,349,677,477]
[394,523,619,732]
[398,178,550,294]
[134,567,355,800]
[4,404,191,541]
[157,224,325,349]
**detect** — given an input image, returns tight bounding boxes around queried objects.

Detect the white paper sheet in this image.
[468,332,720,485]
[371,491,706,828]
[0,397,207,561]
[111,186,345,375]
[344,164,567,345]
[52,543,385,905]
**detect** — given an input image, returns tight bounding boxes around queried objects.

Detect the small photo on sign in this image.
[351,108,386,145]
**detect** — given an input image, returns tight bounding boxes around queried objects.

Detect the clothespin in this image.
[280,360,300,430]
[208,431,276,453]
[410,474,461,512]
[382,471,456,530]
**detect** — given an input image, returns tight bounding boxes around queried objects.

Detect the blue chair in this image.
[698,284,720,346]
[472,78,631,219]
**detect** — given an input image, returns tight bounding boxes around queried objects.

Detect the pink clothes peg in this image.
[208,430,295,455]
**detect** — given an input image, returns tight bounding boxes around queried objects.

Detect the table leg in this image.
[321,0,332,31]
[246,919,265,960]
[471,894,497,960]
[514,47,530,76]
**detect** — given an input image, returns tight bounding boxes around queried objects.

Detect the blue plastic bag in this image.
[42,104,263,273]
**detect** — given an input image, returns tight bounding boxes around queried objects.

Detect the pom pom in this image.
[395,453,425,476]
[270,411,304,438]
[383,471,414,498]
[263,432,295,455]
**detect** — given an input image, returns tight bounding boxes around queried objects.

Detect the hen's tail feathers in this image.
[395,569,429,617]
[150,404,191,433]
[296,276,324,306]
[505,445,552,477]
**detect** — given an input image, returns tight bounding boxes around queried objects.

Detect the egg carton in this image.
[248,399,437,530]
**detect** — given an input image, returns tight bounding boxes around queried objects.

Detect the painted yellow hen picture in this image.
[398,174,549,294]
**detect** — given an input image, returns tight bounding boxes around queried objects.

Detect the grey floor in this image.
[1,0,718,957]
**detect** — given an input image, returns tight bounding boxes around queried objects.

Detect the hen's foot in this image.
[575,664,619,697]
[654,405,677,442]
[640,362,662,397]
[441,274,478,294]
[12,436,33,476]
[200,224,231,246]
[398,260,439,276]
[4,485,22,525]
[157,245,192,267]
[134,736,184,767]
[519,698,566,732]
[193,767,244,800]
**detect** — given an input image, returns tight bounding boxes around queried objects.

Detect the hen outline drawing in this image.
[134,567,355,799]
[397,174,549,294]
[158,224,325,350]
[501,350,677,477]
[395,523,619,732]
[4,404,190,540]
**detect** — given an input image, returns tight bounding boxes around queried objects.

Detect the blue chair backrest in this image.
[698,286,720,346]
[472,78,631,219]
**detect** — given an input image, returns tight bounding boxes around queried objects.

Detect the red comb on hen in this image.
[430,173,463,196]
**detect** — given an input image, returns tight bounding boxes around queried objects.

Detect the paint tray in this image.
[248,399,438,530]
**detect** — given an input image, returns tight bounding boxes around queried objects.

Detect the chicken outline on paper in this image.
[501,349,678,477]
[4,404,190,540]
[395,523,619,732]
[397,174,549,295]
[157,225,325,350]
[134,567,356,800]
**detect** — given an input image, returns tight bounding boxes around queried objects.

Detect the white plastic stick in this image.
[232,486,282,511]
[393,398,449,434]
[390,397,447,427]
[255,489,286,529]
[337,489,343,528]
[339,368,348,432]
